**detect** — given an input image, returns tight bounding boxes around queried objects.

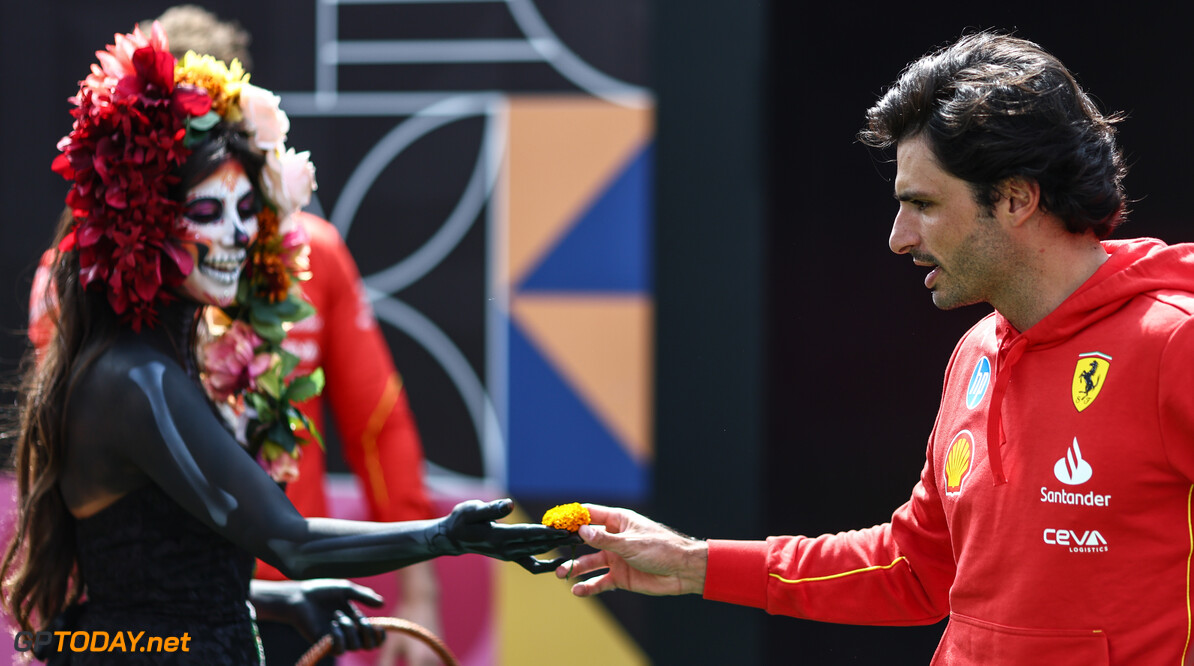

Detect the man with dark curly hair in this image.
[556,31,1194,664]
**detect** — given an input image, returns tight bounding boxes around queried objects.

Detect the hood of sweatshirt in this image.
[985,238,1194,483]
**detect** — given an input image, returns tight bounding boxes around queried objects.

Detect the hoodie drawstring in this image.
[986,336,1028,485]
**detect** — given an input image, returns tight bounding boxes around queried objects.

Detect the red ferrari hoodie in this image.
[705,238,1194,664]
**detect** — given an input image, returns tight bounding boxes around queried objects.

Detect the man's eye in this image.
[237,192,262,218]
[184,198,223,224]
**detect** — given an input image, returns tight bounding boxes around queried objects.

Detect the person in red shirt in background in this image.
[28,7,442,665]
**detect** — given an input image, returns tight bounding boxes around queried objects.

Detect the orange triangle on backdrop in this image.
[500,97,652,289]
[510,294,653,462]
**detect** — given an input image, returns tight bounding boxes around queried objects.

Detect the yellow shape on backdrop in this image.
[496,507,649,665]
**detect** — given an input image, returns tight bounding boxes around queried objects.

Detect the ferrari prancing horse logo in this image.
[1072,352,1112,412]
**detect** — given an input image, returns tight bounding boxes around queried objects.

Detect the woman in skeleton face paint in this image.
[2,25,576,665]
[177,159,260,308]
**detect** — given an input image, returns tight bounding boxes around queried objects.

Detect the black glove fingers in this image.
[499,523,579,540]
[463,498,514,522]
[335,610,363,652]
[347,582,385,608]
[328,612,348,655]
[349,606,383,651]
[515,554,571,574]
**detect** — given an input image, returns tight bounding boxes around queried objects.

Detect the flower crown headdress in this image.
[52,22,316,330]
[52,23,323,479]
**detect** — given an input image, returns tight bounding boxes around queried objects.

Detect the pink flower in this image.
[238,83,289,151]
[258,446,301,484]
[201,320,273,402]
[262,148,317,218]
[278,219,311,276]
[86,22,173,102]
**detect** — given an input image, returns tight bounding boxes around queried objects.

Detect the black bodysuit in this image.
[48,301,573,662]
[71,484,261,664]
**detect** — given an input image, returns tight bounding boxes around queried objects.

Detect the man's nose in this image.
[889,208,918,255]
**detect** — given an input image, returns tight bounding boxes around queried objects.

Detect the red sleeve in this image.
[304,215,436,524]
[704,453,954,626]
[1160,315,1194,482]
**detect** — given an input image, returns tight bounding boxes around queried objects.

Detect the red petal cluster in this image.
[52,27,213,330]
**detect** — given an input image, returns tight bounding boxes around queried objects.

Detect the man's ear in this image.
[997,176,1041,228]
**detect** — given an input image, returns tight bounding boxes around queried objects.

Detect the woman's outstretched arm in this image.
[73,346,576,579]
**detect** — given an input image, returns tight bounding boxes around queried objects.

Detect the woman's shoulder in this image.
[75,334,194,406]
[88,334,177,375]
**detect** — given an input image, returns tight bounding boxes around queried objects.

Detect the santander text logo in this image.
[1053,437,1092,486]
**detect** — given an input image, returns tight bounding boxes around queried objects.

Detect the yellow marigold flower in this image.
[175,50,249,118]
[541,503,591,532]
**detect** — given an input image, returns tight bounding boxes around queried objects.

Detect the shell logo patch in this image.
[1072,352,1112,413]
[944,430,975,496]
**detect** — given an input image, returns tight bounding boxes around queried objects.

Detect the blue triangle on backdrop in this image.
[519,143,654,293]
[506,319,648,500]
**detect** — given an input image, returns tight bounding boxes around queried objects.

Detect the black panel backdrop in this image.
[2,2,1192,664]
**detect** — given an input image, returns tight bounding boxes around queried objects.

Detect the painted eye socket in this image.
[183,198,223,224]
[237,191,262,219]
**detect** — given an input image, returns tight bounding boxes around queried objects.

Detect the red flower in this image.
[52,24,203,329]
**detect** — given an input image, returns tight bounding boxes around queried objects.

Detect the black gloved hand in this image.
[429,499,581,573]
[250,579,386,654]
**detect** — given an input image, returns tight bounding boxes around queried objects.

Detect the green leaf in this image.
[272,298,300,319]
[308,367,326,394]
[236,280,251,308]
[250,311,285,344]
[265,419,294,450]
[257,364,283,399]
[279,349,301,379]
[183,111,221,148]
[292,409,326,450]
[189,110,221,131]
[267,293,316,324]
[283,375,319,404]
[284,368,324,403]
[245,392,272,416]
[251,303,282,325]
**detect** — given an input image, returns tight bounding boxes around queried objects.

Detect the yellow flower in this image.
[541,503,591,532]
[175,50,249,119]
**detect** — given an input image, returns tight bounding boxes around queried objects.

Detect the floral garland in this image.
[52,24,322,481]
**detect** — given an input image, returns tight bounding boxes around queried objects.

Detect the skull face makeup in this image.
[177,160,261,307]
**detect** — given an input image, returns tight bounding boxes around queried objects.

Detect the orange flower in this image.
[248,207,292,302]
[541,503,591,532]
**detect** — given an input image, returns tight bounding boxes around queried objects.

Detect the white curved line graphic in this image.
[362,105,505,294]
[330,94,500,238]
[369,293,506,489]
[505,0,650,107]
